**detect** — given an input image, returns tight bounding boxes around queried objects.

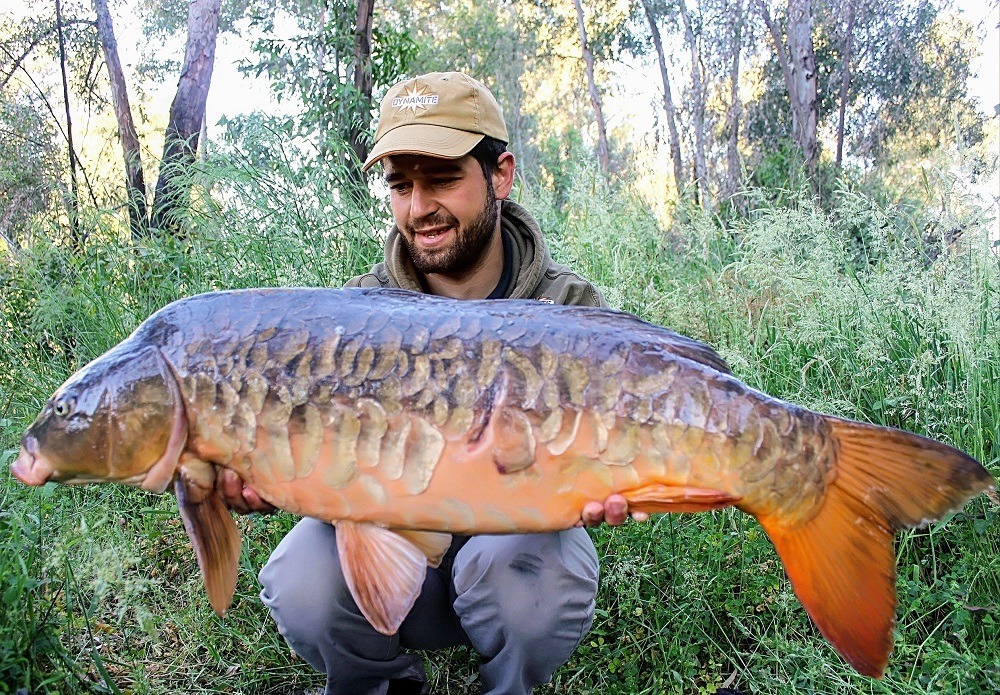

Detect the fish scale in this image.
[163,293,728,525]
[11,287,995,678]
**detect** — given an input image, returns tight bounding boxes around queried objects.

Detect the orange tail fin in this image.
[758,416,995,677]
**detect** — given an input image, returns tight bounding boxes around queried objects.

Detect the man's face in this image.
[384,154,498,277]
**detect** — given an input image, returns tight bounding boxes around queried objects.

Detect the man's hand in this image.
[219,468,275,515]
[577,494,650,528]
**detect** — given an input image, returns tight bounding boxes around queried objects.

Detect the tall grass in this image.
[1,151,997,693]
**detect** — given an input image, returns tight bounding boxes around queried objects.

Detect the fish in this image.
[10,287,995,678]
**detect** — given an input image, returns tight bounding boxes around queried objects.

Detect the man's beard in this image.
[402,183,498,276]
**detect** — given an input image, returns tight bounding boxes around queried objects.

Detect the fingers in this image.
[578,494,650,528]
[219,469,250,514]
[218,469,275,515]
[580,501,606,527]
[605,494,630,525]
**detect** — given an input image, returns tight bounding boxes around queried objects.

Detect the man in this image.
[225,71,642,694]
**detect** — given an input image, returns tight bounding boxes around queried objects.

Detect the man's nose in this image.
[409,184,437,219]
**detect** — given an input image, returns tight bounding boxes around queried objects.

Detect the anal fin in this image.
[622,484,740,514]
[336,520,429,635]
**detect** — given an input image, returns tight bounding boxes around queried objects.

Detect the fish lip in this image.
[10,438,54,486]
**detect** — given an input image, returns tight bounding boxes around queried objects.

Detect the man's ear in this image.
[492,151,516,200]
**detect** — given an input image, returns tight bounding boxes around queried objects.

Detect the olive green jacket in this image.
[345,200,606,309]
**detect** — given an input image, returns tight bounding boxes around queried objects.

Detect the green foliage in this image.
[0,94,61,253]
[745,0,986,173]
[1,156,998,693]
[236,0,417,163]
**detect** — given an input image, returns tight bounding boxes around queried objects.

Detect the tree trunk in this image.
[572,0,610,175]
[787,0,818,186]
[641,0,685,194]
[92,0,147,238]
[350,0,374,167]
[756,0,819,190]
[836,0,857,168]
[150,0,221,235]
[677,0,708,210]
[344,0,375,194]
[725,0,745,210]
[55,0,81,250]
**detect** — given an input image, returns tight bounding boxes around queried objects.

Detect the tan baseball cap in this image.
[362,72,509,172]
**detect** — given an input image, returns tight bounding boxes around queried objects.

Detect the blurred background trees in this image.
[0,0,992,252]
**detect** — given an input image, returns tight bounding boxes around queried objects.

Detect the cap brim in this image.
[362,124,485,172]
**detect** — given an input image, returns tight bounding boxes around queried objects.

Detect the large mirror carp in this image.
[11,287,995,677]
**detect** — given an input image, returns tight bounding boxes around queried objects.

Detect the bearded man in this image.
[226,72,642,695]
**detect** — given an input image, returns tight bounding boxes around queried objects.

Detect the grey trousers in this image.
[259,518,599,695]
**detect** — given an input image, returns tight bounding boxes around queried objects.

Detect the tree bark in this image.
[677,0,709,210]
[787,0,818,185]
[572,0,610,175]
[350,0,375,168]
[93,0,147,238]
[757,0,793,92]
[725,0,745,209]
[641,0,685,193]
[756,0,819,189]
[150,0,221,235]
[835,0,857,168]
[55,0,81,250]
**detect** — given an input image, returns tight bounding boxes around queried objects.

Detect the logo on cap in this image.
[392,85,439,113]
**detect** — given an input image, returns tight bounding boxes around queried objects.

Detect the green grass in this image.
[1,157,998,693]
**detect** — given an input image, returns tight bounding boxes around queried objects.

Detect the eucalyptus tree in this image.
[391,0,545,176]
[628,0,755,210]
[0,96,61,254]
[722,0,746,208]
[744,0,984,188]
[675,0,710,207]
[0,1,101,249]
[149,0,222,235]
[93,0,146,236]
[572,0,611,174]
[756,0,820,189]
[826,0,985,170]
[638,0,685,193]
[230,0,416,199]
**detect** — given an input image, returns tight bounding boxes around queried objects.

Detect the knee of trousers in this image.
[258,518,395,664]
[452,528,600,663]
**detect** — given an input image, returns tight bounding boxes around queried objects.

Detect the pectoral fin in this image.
[335,520,430,635]
[175,475,242,617]
[621,484,740,514]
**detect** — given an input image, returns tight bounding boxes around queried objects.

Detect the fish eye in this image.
[53,397,75,418]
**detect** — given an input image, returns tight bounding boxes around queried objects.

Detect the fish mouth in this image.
[10,437,54,486]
